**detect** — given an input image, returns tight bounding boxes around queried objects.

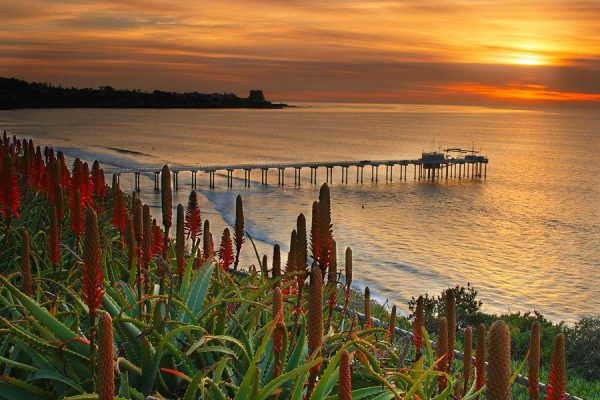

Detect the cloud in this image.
[0,0,599,106]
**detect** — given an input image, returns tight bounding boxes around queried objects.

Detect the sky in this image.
[2,0,600,107]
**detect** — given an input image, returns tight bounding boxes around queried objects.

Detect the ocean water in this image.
[1,103,599,323]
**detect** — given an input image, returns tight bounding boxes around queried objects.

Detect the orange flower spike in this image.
[413,295,425,353]
[528,321,541,400]
[436,317,449,391]
[338,350,352,400]
[97,313,115,400]
[475,323,486,393]
[446,289,456,370]
[486,321,511,400]
[364,287,372,329]
[160,164,172,258]
[462,326,473,395]
[306,266,324,398]
[233,194,244,270]
[388,305,397,343]
[546,334,567,400]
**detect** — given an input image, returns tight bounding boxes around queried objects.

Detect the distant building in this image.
[249,89,265,103]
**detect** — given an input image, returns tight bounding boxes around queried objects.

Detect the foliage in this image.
[0,134,593,399]
[565,317,600,380]
[408,283,482,332]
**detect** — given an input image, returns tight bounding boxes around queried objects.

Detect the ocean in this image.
[1,103,599,323]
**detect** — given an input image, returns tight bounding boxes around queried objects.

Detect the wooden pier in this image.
[106,151,488,192]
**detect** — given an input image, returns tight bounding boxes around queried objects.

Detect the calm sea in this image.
[2,103,599,323]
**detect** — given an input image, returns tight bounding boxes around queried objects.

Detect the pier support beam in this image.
[243,169,251,188]
[172,171,179,191]
[294,168,301,186]
[278,168,285,186]
[134,172,140,192]
[261,169,268,185]
[153,172,159,191]
[208,171,216,189]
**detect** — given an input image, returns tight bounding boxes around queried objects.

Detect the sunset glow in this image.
[1,0,599,107]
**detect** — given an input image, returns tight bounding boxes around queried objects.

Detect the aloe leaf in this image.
[254,358,322,400]
[323,386,387,400]
[31,369,86,393]
[0,276,88,355]
[284,316,307,373]
[311,344,353,399]
[233,317,278,400]
[181,263,215,324]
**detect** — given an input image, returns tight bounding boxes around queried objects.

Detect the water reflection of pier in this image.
[108,149,489,191]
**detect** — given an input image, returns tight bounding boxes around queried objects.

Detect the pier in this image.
[106,150,488,192]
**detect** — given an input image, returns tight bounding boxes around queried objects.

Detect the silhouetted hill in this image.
[0,77,288,109]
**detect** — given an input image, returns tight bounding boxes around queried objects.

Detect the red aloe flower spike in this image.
[176,204,185,279]
[82,207,104,373]
[413,295,425,353]
[546,334,567,400]
[91,161,102,197]
[202,219,211,261]
[70,189,84,244]
[71,158,84,195]
[151,219,163,257]
[306,266,324,398]
[233,194,244,270]
[0,153,21,226]
[184,191,202,246]
[57,152,70,188]
[48,205,61,274]
[218,228,233,271]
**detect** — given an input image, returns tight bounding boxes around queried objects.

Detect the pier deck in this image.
[105,154,489,191]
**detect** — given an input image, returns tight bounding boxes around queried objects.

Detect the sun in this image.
[511,54,545,66]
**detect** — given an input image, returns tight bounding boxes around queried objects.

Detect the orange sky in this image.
[2,0,600,106]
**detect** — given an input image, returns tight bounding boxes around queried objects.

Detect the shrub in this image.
[408,283,482,332]
[565,317,600,380]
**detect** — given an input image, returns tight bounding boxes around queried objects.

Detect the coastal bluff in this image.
[0,77,288,109]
